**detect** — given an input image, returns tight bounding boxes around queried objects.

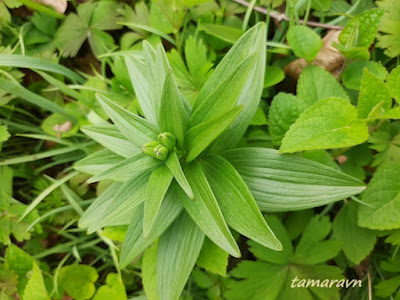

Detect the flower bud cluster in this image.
[142,132,177,160]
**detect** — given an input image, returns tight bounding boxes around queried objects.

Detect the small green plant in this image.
[76,23,365,300]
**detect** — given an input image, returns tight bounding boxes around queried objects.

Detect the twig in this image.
[367,269,372,300]
[232,0,343,30]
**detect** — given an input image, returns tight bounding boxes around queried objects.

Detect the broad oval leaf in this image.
[223,148,365,212]
[201,155,282,251]
[287,25,322,62]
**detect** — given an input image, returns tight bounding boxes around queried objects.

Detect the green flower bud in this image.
[142,141,160,158]
[153,144,169,160]
[158,132,176,151]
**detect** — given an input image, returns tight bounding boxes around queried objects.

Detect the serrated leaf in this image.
[342,60,388,90]
[143,164,173,237]
[165,152,193,200]
[88,152,159,183]
[333,201,376,264]
[74,149,124,176]
[157,212,205,300]
[223,148,365,212]
[23,263,49,300]
[297,66,349,106]
[387,65,400,103]
[92,273,127,300]
[56,14,88,57]
[358,162,400,230]
[268,93,306,145]
[59,265,98,300]
[375,276,400,298]
[120,188,183,268]
[339,8,384,48]
[368,122,400,166]
[5,245,35,278]
[0,125,10,143]
[358,69,392,119]
[201,155,281,251]
[159,72,189,147]
[280,97,369,153]
[196,237,229,277]
[182,161,240,257]
[81,125,139,158]
[287,25,322,62]
[376,0,400,57]
[292,216,342,265]
[185,105,243,163]
[96,93,159,147]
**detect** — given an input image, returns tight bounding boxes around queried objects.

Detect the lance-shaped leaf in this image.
[201,155,282,251]
[96,93,159,147]
[74,149,124,176]
[143,164,174,238]
[87,171,151,233]
[199,23,266,153]
[81,125,139,158]
[88,152,160,183]
[159,71,189,147]
[120,188,184,268]
[157,212,205,300]
[165,152,193,200]
[185,105,243,163]
[280,97,369,153]
[224,148,365,212]
[189,54,256,127]
[79,182,123,229]
[125,42,169,125]
[182,161,240,257]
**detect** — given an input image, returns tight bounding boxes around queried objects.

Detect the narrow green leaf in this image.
[0,54,83,82]
[120,187,184,268]
[287,25,322,62]
[207,23,266,152]
[120,22,176,45]
[202,155,282,251]
[182,161,240,257]
[199,23,244,44]
[88,152,160,183]
[224,148,366,212]
[159,71,189,147]
[20,171,78,221]
[0,78,68,116]
[280,97,369,153]
[96,93,159,147]
[79,183,122,229]
[185,105,243,163]
[358,69,392,119]
[158,212,205,300]
[143,164,173,238]
[142,243,159,300]
[190,54,256,127]
[74,149,124,176]
[87,171,151,234]
[165,152,193,200]
[81,125,139,158]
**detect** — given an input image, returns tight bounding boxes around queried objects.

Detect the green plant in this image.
[75,23,365,300]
